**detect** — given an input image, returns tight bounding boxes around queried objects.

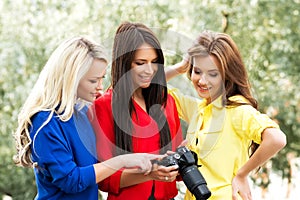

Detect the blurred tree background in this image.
[0,0,299,199]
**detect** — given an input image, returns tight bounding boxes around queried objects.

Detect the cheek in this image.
[212,79,224,92]
[190,73,198,83]
[131,65,141,74]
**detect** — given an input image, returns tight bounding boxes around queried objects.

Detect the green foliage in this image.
[1,0,299,197]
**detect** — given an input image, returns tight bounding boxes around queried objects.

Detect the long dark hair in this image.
[187,30,259,157]
[111,22,171,155]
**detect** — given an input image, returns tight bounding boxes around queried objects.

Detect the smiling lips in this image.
[197,84,210,93]
[139,75,152,83]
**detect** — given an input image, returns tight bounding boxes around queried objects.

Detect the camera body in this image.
[156,146,211,200]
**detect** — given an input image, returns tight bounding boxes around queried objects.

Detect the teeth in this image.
[200,86,208,90]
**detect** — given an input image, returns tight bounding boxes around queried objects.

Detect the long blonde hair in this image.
[13,36,107,168]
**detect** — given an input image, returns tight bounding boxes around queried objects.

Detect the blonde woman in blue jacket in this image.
[166,30,286,200]
[13,36,162,200]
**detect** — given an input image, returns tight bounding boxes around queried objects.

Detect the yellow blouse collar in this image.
[200,95,224,110]
[211,95,224,109]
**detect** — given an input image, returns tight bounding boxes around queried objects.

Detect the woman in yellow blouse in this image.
[166,30,286,200]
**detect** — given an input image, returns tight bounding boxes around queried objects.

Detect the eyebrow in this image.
[193,66,219,72]
[90,75,105,79]
[134,57,158,61]
[207,69,219,72]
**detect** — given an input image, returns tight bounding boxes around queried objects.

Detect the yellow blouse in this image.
[168,87,279,200]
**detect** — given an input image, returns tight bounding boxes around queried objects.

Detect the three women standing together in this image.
[14,21,286,200]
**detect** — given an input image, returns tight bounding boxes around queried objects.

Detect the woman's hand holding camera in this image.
[148,163,179,182]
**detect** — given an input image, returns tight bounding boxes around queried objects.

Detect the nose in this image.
[198,74,207,85]
[144,62,154,74]
[96,80,103,91]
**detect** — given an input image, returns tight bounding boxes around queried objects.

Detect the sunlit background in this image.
[1,0,299,199]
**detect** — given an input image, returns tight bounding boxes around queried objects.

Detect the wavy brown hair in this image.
[187,30,259,156]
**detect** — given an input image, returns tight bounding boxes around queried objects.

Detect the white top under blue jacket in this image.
[30,104,98,200]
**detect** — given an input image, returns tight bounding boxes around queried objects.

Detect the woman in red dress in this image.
[94,22,183,200]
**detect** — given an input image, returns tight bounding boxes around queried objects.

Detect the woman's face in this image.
[77,59,107,102]
[130,43,158,89]
[191,55,223,103]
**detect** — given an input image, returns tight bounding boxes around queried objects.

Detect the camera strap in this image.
[148,180,156,200]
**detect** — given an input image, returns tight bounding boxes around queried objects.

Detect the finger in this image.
[158,165,179,172]
[151,163,159,171]
[169,170,179,176]
[182,53,189,62]
[166,150,175,155]
[232,186,239,200]
[137,160,147,172]
[178,139,188,147]
[247,193,252,200]
[145,153,165,160]
[238,192,247,200]
[232,193,238,200]
[239,191,252,200]
[169,165,179,171]
[157,165,170,172]
[143,161,152,175]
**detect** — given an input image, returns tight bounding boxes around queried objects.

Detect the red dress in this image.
[94,89,183,200]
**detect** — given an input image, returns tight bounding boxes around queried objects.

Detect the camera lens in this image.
[180,165,211,200]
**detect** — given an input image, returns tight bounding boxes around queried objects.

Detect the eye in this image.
[89,79,98,84]
[209,73,218,77]
[152,59,158,64]
[193,68,201,75]
[135,62,144,66]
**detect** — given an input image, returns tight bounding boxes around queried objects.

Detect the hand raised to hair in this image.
[174,54,190,74]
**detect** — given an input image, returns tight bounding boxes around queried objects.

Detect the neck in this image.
[132,88,146,111]
[133,88,143,100]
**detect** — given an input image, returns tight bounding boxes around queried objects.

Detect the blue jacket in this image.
[30,105,98,200]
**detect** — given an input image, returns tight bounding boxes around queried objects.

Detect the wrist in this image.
[236,168,248,178]
[116,155,125,168]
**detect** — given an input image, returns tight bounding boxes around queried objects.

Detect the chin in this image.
[197,93,210,100]
[140,83,151,88]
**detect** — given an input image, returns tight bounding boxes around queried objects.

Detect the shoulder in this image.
[228,97,279,135]
[95,89,112,105]
[31,111,57,127]
[167,93,175,102]
[228,95,250,104]
[228,95,256,113]
[94,90,112,114]
[30,111,68,141]
[94,90,113,119]
[168,86,201,104]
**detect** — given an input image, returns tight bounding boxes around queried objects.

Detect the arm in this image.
[165,59,189,81]
[31,113,97,194]
[232,128,286,200]
[119,165,179,188]
[93,153,165,183]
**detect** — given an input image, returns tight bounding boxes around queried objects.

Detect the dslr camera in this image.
[155,146,211,200]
